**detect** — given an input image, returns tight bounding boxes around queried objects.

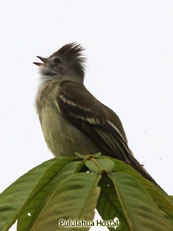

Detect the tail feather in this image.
[129,153,165,192]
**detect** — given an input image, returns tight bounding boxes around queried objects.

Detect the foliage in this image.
[0,154,173,231]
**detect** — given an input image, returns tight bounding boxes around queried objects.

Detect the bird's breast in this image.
[39,102,100,157]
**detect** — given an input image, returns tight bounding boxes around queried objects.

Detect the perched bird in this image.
[34,43,161,188]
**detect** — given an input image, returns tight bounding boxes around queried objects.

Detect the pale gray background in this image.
[0,1,173,230]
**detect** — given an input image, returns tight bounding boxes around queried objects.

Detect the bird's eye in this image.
[54,57,62,64]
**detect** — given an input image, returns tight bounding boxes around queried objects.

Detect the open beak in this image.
[33,56,48,66]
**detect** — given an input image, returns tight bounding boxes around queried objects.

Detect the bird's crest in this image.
[51,43,85,63]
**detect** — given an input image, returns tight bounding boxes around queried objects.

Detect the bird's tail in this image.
[128,152,165,192]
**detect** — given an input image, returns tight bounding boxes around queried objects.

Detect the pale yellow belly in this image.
[40,105,101,157]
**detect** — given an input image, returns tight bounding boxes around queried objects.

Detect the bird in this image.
[34,42,162,189]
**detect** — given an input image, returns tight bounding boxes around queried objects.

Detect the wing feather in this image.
[56,81,131,163]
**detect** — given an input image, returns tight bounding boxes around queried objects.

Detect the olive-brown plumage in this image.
[34,43,163,190]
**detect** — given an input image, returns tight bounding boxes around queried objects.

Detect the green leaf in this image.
[0,157,75,231]
[17,160,84,231]
[97,174,130,231]
[110,158,173,217]
[0,158,58,231]
[31,173,101,231]
[75,152,87,159]
[75,152,102,159]
[110,172,173,231]
[91,152,102,158]
[85,158,115,173]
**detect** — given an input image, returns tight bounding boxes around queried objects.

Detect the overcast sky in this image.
[1,1,173,230]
